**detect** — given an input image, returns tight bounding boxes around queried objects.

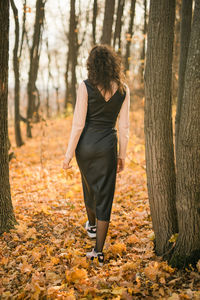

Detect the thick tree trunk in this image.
[170,0,200,269]
[124,0,136,72]
[26,0,45,137]
[113,0,125,52]
[144,0,178,256]
[10,0,24,147]
[92,0,97,45]
[0,0,17,235]
[175,0,192,160]
[101,0,115,45]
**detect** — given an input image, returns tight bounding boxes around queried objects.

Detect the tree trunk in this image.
[113,0,125,52]
[0,0,17,235]
[139,0,147,84]
[92,0,97,45]
[65,0,78,110]
[170,0,200,269]
[124,0,136,73]
[101,0,115,45]
[175,0,192,160]
[64,53,70,110]
[26,0,46,137]
[144,0,178,256]
[10,0,24,147]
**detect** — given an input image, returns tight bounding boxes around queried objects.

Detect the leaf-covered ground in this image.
[1,110,200,299]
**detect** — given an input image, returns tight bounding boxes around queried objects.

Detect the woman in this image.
[63,45,130,266]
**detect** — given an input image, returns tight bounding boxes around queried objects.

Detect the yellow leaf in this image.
[168,293,180,300]
[65,268,88,283]
[110,243,126,256]
[159,287,165,296]
[144,262,160,281]
[196,259,200,272]
[112,286,126,295]
[169,233,178,243]
[126,234,140,244]
[20,261,32,274]
[160,276,166,284]
[51,256,60,265]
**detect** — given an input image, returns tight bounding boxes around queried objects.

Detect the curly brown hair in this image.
[87,45,125,96]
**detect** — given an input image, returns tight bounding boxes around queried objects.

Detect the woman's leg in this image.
[95,219,109,252]
[86,205,96,226]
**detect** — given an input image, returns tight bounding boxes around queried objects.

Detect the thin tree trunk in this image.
[92,0,97,45]
[55,87,60,114]
[101,0,115,45]
[0,0,17,235]
[26,0,46,137]
[124,0,136,72]
[175,0,192,160]
[70,0,78,109]
[144,0,178,256]
[65,0,78,110]
[10,0,24,147]
[19,0,27,58]
[170,0,200,269]
[113,0,125,52]
[139,0,147,84]
[64,52,70,109]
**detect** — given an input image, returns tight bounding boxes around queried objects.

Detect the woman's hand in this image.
[117,158,125,173]
[63,157,72,170]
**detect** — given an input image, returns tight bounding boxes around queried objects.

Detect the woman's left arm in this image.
[117,85,130,172]
[63,81,88,169]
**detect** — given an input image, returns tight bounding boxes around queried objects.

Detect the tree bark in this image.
[175,0,192,160]
[144,0,178,255]
[171,1,181,105]
[101,0,115,45]
[170,0,200,269]
[113,0,125,52]
[92,0,97,45]
[10,0,24,147]
[0,0,17,235]
[124,0,136,72]
[26,0,46,137]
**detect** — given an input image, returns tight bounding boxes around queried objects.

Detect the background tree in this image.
[139,0,147,84]
[113,0,125,52]
[0,0,17,235]
[10,0,24,147]
[175,0,192,158]
[26,0,46,138]
[92,0,98,45]
[101,0,115,45]
[170,0,200,268]
[144,0,178,255]
[66,0,78,109]
[124,0,136,73]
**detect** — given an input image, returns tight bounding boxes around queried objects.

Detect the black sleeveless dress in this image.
[75,79,126,221]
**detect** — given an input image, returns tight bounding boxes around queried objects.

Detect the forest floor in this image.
[1,108,200,299]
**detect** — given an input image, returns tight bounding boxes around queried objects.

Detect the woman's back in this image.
[84,79,126,128]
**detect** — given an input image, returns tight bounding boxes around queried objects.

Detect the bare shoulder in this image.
[123,83,130,92]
